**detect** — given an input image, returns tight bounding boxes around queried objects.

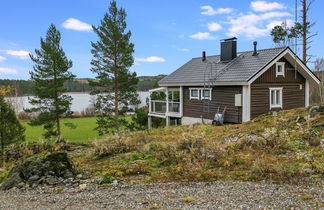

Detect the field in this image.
[21,116,132,143]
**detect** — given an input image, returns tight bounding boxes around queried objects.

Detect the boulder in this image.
[0,152,75,190]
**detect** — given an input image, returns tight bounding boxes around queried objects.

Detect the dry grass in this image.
[83,105,324,184]
[3,105,323,185]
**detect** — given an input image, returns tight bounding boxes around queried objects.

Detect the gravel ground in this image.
[0,181,323,209]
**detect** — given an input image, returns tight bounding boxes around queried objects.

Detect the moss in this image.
[0,168,12,183]
[181,196,196,203]
[299,194,313,200]
[96,174,113,185]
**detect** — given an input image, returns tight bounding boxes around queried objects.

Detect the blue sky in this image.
[0,0,323,80]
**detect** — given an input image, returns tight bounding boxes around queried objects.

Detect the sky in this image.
[0,0,323,80]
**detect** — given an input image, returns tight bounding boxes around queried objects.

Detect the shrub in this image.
[96,174,113,184]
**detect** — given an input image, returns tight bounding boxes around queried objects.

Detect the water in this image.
[6,92,150,113]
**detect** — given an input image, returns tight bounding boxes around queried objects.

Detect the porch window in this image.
[190,88,199,100]
[201,89,212,100]
[269,87,283,109]
[276,62,285,77]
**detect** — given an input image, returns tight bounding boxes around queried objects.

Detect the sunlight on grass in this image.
[21,116,132,143]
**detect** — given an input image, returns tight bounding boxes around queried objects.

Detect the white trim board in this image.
[269,87,283,110]
[248,47,320,85]
[160,81,248,87]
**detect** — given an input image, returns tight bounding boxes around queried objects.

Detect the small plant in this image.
[300,194,313,200]
[181,196,196,203]
[96,174,114,185]
[149,204,161,209]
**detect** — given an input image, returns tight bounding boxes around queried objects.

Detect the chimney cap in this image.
[222,37,237,42]
[253,41,258,56]
[202,51,206,61]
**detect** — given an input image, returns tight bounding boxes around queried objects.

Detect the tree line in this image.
[0,78,159,96]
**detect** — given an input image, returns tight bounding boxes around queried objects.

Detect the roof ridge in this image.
[191,46,286,60]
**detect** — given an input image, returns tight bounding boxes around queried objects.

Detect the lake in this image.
[6,92,150,113]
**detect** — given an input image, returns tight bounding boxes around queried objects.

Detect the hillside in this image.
[0,75,166,95]
[72,105,323,184]
[2,105,323,187]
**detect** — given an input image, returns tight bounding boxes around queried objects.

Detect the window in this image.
[276,62,285,77]
[269,87,283,109]
[201,89,212,100]
[189,88,212,100]
[190,88,199,100]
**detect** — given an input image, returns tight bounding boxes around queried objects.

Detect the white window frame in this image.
[201,88,212,100]
[269,87,283,109]
[189,88,212,100]
[276,62,285,77]
[189,88,200,100]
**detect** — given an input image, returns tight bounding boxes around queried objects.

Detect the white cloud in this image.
[0,67,17,75]
[62,18,92,31]
[2,50,30,60]
[201,6,234,15]
[251,1,285,12]
[190,32,217,40]
[207,22,222,31]
[266,19,294,30]
[135,56,166,63]
[0,56,6,62]
[226,11,292,38]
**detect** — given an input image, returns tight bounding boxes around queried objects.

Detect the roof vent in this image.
[220,37,237,61]
[253,41,258,56]
[202,51,206,61]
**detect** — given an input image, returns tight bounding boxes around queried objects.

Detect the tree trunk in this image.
[0,131,4,167]
[56,115,61,142]
[302,0,307,64]
[114,84,119,134]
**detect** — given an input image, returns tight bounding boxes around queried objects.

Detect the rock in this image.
[0,152,75,190]
[45,176,58,185]
[17,182,25,189]
[79,184,87,189]
[0,170,23,191]
[76,174,83,179]
[28,175,40,183]
[112,180,118,185]
[308,105,324,117]
[225,136,239,143]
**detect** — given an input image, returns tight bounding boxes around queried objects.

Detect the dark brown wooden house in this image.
[148,38,320,127]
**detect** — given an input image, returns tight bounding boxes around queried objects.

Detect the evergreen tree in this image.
[0,95,25,166]
[27,24,75,141]
[90,0,139,135]
[270,0,317,64]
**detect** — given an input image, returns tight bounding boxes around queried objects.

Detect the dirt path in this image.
[0,181,323,209]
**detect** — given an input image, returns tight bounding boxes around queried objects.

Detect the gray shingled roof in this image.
[159,47,286,84]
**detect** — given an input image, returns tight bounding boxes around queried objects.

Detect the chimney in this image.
[253,41,258,56]
[220,37,237,62]
[202,51,206,61]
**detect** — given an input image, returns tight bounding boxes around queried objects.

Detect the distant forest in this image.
[0,75,165,96]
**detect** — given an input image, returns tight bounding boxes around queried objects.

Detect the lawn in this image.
[22,116,132,143]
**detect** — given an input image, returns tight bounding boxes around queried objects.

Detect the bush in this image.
[96,174,113,184]
[93,136,135,158]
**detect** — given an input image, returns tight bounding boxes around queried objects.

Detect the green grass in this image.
[21,116,132,143]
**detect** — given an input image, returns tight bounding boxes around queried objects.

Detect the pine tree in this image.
[270,0,317,64]
[90,0,139,135]
[27,24,75,141]
[0,95,25,166]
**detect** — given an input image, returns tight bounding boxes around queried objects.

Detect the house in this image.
[148,37,320,128]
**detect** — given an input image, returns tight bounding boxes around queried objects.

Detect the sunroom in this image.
[148,87,183,127]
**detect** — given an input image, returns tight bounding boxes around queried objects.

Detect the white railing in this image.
[150,100,167,114]
[150,100,180,114]
[168,101,180,113]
